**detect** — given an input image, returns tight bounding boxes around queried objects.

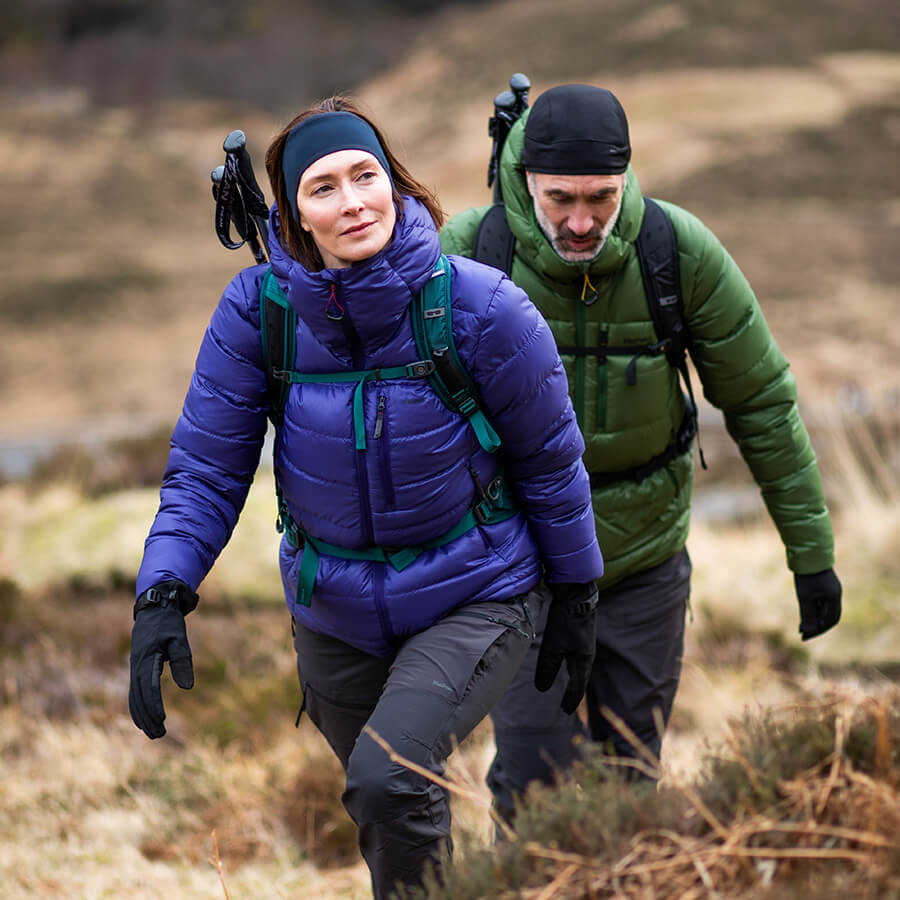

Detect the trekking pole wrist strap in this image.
[134,580,199,619]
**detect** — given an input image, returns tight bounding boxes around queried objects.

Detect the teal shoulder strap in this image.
[411,255,501,453]
[259,267,296,425]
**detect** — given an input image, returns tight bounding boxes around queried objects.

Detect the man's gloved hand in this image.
[128,579,199,739]
[535,582,599,715]
[795,569,842,641]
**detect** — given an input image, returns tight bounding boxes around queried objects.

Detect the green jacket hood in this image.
[499,112,644,285]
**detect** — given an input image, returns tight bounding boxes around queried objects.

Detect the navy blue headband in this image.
[281,112,393,222]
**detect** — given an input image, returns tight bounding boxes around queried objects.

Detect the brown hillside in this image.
[1,0,899,452]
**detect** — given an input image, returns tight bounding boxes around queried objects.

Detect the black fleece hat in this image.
[522,84,631,175]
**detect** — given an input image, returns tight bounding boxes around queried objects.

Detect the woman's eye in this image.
[312,184,333,196]
[357,170,377,182]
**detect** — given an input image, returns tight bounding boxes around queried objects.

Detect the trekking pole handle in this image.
[210,164,225,201]
[487,90,517,192]
[221,130,269,262]
[486,73,531,195]
[509,72,531,116]
[223,130,266,208]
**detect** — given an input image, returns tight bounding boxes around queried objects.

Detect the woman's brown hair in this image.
[265,96,445,270]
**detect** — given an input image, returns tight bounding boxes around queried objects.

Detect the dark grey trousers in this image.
[293,590,536,900]
[488,549,691,815]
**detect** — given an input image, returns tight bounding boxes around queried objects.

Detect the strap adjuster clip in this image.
[472,501,492,525]
[406,360,435,378]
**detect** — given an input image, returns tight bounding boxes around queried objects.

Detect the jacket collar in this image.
[267,197,442,357]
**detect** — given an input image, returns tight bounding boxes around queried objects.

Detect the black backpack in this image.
[473,198,706,477]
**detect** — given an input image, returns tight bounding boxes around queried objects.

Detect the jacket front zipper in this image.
[330,278,376,547]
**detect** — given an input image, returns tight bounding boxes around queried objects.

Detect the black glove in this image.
[795,568,842,641]
[535,582,599,715]
[128,580,199,739]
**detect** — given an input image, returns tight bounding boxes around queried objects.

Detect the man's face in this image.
[527,171,626,262]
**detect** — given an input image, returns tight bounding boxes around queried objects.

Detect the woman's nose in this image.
[340,185,365,214]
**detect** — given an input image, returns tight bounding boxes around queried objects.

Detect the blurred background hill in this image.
[1,2,899,897]
[2,0,900,456]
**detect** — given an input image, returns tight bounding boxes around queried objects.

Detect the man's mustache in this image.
[558,226,603,242]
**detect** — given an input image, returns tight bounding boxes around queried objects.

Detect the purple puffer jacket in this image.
[137,197,603,655]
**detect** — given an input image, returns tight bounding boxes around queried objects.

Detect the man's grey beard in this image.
[531,173,627,263]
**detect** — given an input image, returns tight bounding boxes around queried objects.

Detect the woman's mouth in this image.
[342,221,374,236]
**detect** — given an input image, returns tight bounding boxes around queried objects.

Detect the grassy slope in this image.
[1,472,897,897]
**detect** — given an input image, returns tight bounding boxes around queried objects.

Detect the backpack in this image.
[473,198,706,478]
[257,255,516,606]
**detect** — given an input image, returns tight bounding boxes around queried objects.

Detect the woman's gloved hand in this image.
[128,580,199,739]
[535,581,599,714]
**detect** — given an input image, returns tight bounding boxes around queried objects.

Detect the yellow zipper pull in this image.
[580,273,599,305]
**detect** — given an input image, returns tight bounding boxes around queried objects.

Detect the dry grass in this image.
[0,705,372,899]
[401,687,900,900]
[1,409,898,897]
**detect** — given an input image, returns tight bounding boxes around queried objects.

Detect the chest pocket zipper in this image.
[374,394,396,509]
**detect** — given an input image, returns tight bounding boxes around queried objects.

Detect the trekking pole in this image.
[486,72,530,203]
[213,129,270,265]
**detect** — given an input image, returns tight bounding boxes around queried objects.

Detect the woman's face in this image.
[296,149,396,269]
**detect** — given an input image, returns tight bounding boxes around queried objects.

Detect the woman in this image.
[128,96,604,899]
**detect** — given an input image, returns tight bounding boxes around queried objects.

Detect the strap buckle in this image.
[406,360,435,378]
[472,500,492,525]
[473,475,505,523]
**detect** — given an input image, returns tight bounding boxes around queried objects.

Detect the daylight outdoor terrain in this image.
[1,1,899,897]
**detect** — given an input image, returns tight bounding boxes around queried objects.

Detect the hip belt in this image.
[589,407,698,489]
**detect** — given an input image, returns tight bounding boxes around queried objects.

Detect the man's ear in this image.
[525,171,536,197]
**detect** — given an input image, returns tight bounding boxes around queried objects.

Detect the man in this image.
[440,83,841,819]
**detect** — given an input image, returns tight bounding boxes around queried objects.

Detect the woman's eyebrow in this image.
[304,158,377,185]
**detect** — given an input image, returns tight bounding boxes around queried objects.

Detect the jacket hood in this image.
[499,112,644,285]
[266,196,442,357]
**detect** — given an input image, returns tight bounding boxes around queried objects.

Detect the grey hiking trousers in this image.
[488,549,691,815]
[292,589,536,900]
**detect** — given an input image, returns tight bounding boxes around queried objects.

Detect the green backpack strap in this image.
[258,267,299,537]
[259,267,297,426]
[411,254,501,454]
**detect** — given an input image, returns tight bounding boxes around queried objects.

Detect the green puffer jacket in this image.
[440,114,834,588]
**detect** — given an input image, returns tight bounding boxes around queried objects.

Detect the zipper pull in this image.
[581,273,599,305]
[374,395,386,439]
[325,283,345,321]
